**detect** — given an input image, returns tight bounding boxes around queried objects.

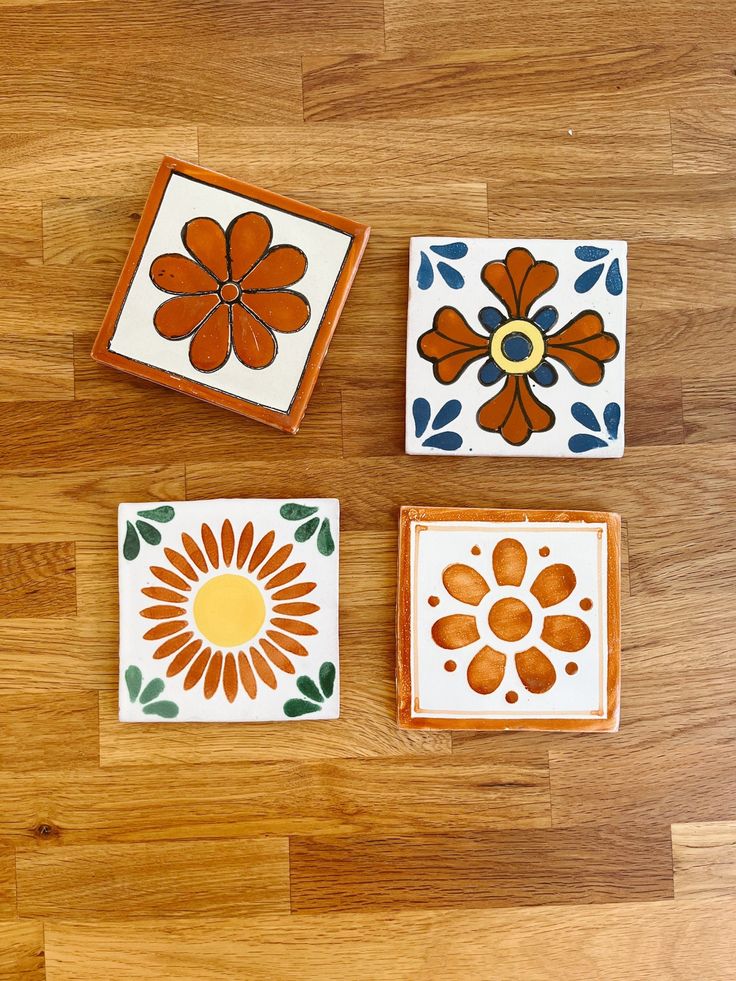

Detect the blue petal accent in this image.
[603,402,621,440]
[571,402,601,432]
[432,399,462,430]
[423,431,463,451]
[575,245,610,262]
[606,258,623,296]
[430,242,468,260]
[437,261,464,289]
[574,263,604,293]
[569,433,609,453]
[532,305,558,331]
[417,251,434,290]
[530,360,558,387]
[478,307,504,332]
[412,397,431,438]
[478,359,504,386]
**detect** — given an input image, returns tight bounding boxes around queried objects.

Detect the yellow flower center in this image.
[490,319,545,375]
[193,574,265,647]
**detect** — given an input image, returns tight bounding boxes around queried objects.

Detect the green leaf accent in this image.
[295,517,319,542]
[280,503,319,522]
[317,518,335,556]
[125,665,143,702]
[139,678,165,704]
[284,698,321,718]
[142,700,179,718]
[136,519,162,545]
[137,505,175,523]
[319,662,336,699]
[296,676,323,703]
[123,521,140,560]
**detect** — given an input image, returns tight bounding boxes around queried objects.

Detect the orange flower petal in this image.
[418,307,488,383]
[221,520,234,566]
[493,538,527,587]
[249,531,275,573]
[182,533,208,573]
[242,291,310,334]
[541,615,591,652]
[270,617,318,636]
[166,639,202,677]
[266,629,308,658]
[140,604,185,620]
[184,648,212,690]
[272,601,320,616]
[431,614,480,650]
[144,620,187,641]
[203,650,223,699]
[515,646,557,693]
[250,647,277,689]
[236,522,254,569]
[241,245,307,290]
[153,293,220,339]
[182,217,229,281]
[228,212,272,281]
[201,523,219,569]
[467,646,506,694]
[260,639,295,675]
[258,544,293,581]
[477,375,553,446]
[231,303,276,369]
[442,564,489,606]
[164,548,199,582]
[531,564,576,608]
[273,581,316,600]
[142,586,187,604]
[150,254,218,294]
[517,260,558,317]
[265,562,306,590]
[151,566,191,592]
[223,652,239,703]
[237,650,257,699]
[189,303,231,373]
[153,631,193,660]
[481,258,518,315]
[546,312,620,385]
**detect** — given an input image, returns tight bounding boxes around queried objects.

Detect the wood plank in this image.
[290,827,674,912]
[672,108,736,173]
[43,197,143,267]
[0,200,41,259]
[0,842,15,916]
[0,921,44,981]
[0,692,98,770]
[683,376,736,444]
[304,47,735,120]
[16,838,289,919]
[0,755,549,846]
[672,821,736,899]
[0,620,116,692]
[0,335,74,402]
[0,542,76,617]
[0,263,116,337]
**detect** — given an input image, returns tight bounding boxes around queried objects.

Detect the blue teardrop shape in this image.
[530,360,558,387]
[423,431,463,451]
[437,261,464,289]
[412,397,431,438]
[430,242,468,260]
[417,251,434,290]
[606,258,623,296]
[603,402,621,440]
[532,305,558,331]
[478,307,504,332]
[574,264,604,293]
[432,399,462,430]
[568,433,609,453]
[571,402,601,432]
[575,245,610,262]
[478,359,504,386]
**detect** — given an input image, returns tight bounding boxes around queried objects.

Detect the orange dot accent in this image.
[580,598,593,611]
[444,660,457,672]
[566,662,579,675]
[488,597,532,642]
[505,691,518,704]
[471,545,481,556]
[539,547,550,557]
[219,282,240,302]
[428,595,440,607]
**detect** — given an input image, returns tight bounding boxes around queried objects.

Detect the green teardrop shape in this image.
[136,520,162,545]
[142,700,179,718]
[139,678,165,704]
[296,676,323,703]
[137,505,175,523]
[124,665,142,702]
[319,662,336,699]
[280,503,319,522]
[123,521,140,560]
[283,698,320,718]
[317,518,335,556]
[295,517,319,542]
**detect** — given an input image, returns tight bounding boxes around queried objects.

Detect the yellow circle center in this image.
[490,319,545,375]
[193,574,265,647]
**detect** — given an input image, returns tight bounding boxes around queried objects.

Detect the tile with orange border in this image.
[396,506,620,731]
[92,157,370,433]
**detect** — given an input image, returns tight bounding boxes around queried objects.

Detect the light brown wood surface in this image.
[0,1,735,978]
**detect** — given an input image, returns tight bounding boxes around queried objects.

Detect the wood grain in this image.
[672,821,736,900]
[0,921,44,980]
[0,692,98,771]
[0,542,76,617]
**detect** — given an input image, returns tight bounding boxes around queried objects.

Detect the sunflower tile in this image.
[397,507,621,732]
[406,238,626,456]
[93,156,369,433]
[118,499,339,722]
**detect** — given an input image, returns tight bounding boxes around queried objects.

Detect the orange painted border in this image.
[91,156,370,434]
[395,506,621,732]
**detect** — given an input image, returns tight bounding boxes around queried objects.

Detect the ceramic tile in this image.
[405,238,627,457]
[396,507,621,731]
[118,499,339,722]
[93,157,369,433]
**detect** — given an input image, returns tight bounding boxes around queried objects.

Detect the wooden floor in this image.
[1,1,736,978]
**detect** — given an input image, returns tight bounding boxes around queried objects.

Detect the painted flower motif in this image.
[284,662,336,717]
[417,242,468,290]
[150,212,310,373]
[429,537,592,699]
[568,401,621,453]
[412,397,463,450]
[417,247,620,446]
[139,520,319,703]
[574,246,623,296]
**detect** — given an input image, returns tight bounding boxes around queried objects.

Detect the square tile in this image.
[405,238,627,457]
[118,498,339,722]
[396,507,621,731]
[93,156,370,433]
